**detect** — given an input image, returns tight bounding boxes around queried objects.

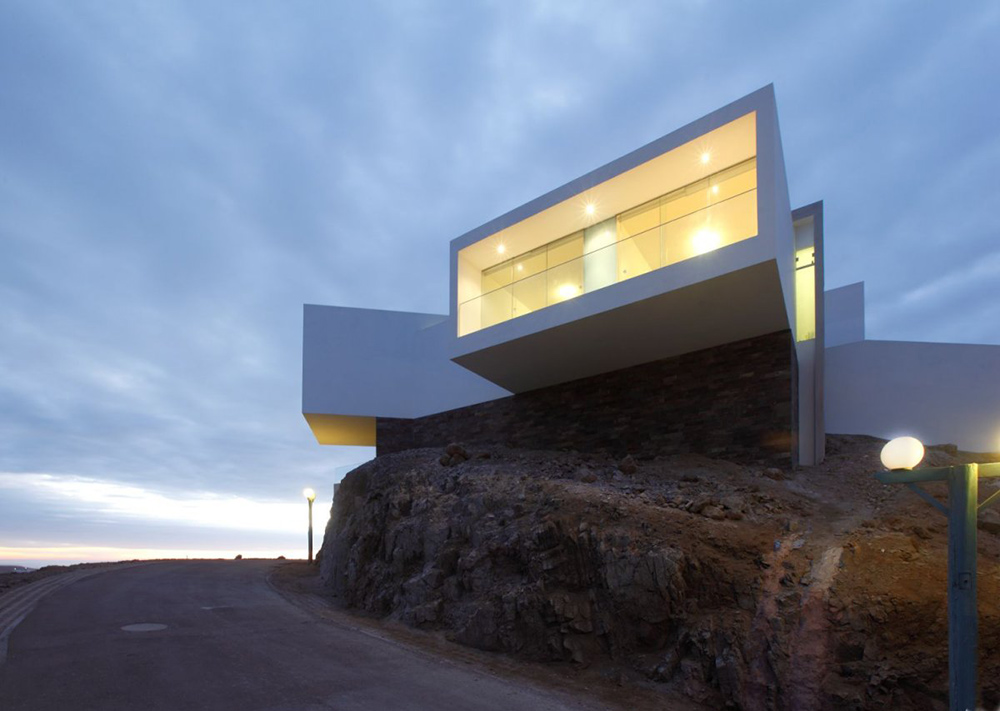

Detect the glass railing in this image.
[458,166,758,337]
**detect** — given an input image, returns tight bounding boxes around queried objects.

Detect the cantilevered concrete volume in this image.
[302,85,1000,462]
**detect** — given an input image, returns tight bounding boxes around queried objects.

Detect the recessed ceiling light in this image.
[585,203,596,216]
[496,244,506,255]
[700,152,711,165]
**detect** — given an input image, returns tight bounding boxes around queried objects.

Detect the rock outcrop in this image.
[319,436,1000,710]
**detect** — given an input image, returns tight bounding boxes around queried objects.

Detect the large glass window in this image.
[513,246,546,281]
[583,219,616,292]
[548,231,584,267]
[480,286,511,329]
[481,261,512,293]
[617,227,659,281]
[458,157,758,336]
[512,272,546,317]
[795,246,816,341]
[547,259,584,303]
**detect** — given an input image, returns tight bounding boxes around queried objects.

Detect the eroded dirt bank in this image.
[320,435,1000,710]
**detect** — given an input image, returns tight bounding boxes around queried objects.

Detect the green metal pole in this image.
[948,463,978,711]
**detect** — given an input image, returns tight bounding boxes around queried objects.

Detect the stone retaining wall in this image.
[377,330,796,464]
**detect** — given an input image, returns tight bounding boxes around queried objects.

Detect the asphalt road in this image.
[0,560,603,711]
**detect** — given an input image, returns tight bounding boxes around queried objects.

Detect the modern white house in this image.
[302,85,1000,464]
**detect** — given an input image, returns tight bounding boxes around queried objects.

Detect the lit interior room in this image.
[457,113,758,336]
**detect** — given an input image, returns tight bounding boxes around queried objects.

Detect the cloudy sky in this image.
[2,1,998,568]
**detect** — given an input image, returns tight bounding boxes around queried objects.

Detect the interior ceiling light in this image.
[700,152,711,164]
[711,185,719,194]
[496,244,506,255]
[584,203,596,216]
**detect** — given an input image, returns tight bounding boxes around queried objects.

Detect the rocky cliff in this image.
[319,436,1000,710]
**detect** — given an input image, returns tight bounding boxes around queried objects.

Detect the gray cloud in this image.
[1,1,997,558]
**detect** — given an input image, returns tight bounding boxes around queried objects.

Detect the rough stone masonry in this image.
[377,329,797,465]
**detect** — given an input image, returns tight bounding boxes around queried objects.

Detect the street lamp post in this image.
[876,436,1000,711]
[303,487,317,563]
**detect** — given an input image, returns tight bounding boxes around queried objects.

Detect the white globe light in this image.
[880,436,925,471]
[303,487,316,501]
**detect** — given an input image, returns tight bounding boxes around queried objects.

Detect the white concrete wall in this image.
[762,96,797,339]
[302,305,509,420]
[825,282,865,347]
[826,339,1000,452]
